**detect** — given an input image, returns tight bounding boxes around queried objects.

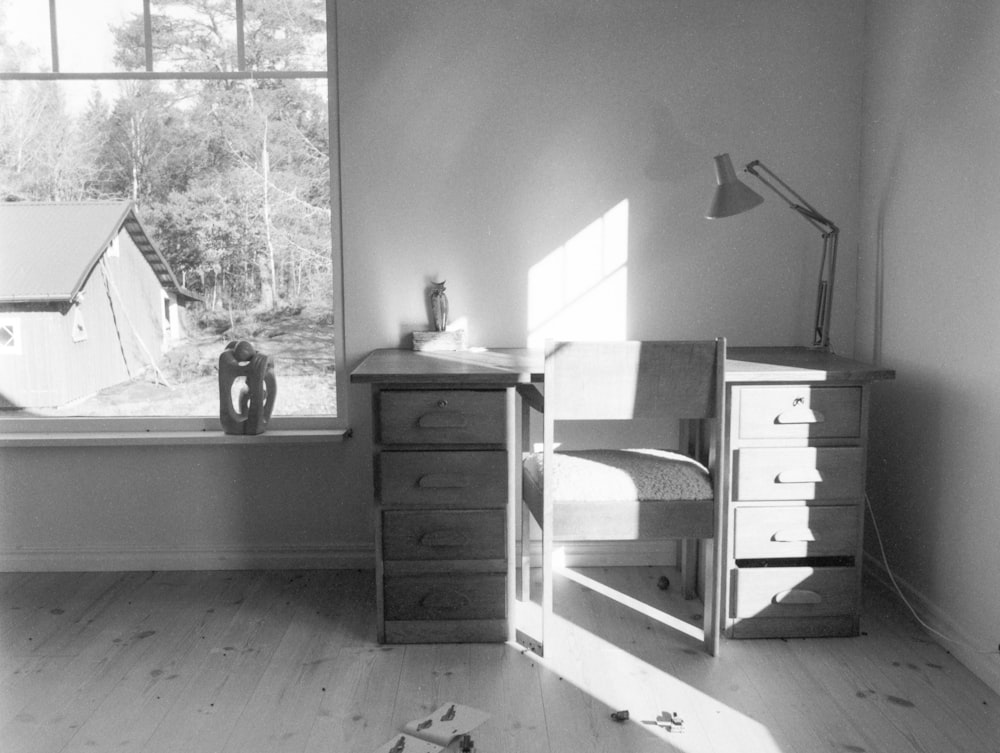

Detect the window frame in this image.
[0,0,349,440]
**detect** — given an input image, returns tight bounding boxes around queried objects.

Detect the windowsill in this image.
[0,428,351,448]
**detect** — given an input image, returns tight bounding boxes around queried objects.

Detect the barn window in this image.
[0,1,345,436]
[0,319,21,355]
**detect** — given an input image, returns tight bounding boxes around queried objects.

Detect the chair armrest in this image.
[517,384,544,413]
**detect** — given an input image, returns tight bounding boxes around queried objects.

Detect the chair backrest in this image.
[544,339,726,422]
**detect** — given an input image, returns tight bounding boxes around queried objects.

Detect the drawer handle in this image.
[419,530,470,548]
[418,473,470,489]
[773,589,822,605]
[776,469,823,484]
[417,412,468,429]
[775,408,826,425]
[772,528,817,543]
[420,589,471,612]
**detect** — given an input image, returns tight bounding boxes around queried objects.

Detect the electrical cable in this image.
[865,493,999,655]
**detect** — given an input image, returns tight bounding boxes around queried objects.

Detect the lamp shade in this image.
[706,153,764,219]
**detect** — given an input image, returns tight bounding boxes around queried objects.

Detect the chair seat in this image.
[524,448,712,501]
[522,449,715,540]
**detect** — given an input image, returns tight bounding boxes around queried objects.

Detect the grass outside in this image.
[34,308,337,418]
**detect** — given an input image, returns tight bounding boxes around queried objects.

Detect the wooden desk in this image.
[351,349,539,644]
[723,348,894,638]
[351,347,894,643]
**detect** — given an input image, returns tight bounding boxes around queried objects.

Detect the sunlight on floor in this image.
[515,567,787,753]
[557,566,703,643]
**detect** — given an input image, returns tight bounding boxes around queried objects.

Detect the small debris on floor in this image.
[657,575,671,590]
[655,711,685,733]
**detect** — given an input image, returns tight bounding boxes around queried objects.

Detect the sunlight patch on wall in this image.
[528,200,629,348]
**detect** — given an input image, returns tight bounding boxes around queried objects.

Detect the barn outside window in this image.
[0,0,345,436]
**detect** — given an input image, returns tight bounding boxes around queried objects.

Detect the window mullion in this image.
[49,0,59,72]
[143,0,153,71]
[236,0,246,70]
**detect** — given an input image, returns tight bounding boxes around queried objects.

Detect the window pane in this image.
[138,0,328,74]
[241,0,327,72]
[1,0,52,73]
[146,0,239,73]
[0,73,336,418]
[54,0,142,73]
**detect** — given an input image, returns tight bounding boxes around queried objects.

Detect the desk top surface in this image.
[350,346,895,385]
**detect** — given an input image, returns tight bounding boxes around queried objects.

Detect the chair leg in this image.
[540,518,553,658]
[520,500,531,601]
[680,539,698,599]
[702,537,721,656]
[515,501,545,657]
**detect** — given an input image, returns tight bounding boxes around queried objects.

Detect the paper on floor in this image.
[370,733,444,753]
[370,702,490,753]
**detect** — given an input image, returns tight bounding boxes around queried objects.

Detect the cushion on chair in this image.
[522,448,712,502]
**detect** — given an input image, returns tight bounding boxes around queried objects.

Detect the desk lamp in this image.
[706,153,838,351]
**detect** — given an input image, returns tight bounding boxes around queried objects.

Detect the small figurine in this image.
[429,280,449,331]
[218,340,277,435]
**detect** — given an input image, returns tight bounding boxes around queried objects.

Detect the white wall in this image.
[0,443,371,570]
[1,0,867,585]
[857,0,1000,693]
[340,0,865,356]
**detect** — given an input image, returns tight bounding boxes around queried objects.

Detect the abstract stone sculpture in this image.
[218,340,277,435]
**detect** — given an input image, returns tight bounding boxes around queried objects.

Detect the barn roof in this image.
[0,200,199,305]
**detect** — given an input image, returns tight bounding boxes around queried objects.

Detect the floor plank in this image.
[1,568,998,753]
[304,645,406,753]
[1,571,208,753]
[221,570,372,753]
[139,571,314,753]
[60,571,256,753]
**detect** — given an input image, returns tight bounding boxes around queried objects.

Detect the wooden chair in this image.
[518,339,726,656]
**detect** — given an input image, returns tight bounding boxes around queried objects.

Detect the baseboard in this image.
[0,543,375,572]
[2,540,671,573]
[864,552,1000,696]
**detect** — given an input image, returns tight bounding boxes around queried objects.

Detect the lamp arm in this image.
[745,159,838,350]
[745,160,837,234]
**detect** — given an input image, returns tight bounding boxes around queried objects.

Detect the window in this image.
[0,318,21,355]
[0,0,345,433]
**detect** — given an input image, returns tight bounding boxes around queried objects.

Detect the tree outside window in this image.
[0,0,338,420]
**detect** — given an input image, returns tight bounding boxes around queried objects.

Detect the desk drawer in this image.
[384,573,506,621]
[382,510,505,561]
[378,390,506,445]
[733,566,856,619]
[734,505,859,560]
[378,450,507,509]
[737,386,862,440]
[735,447,865,501]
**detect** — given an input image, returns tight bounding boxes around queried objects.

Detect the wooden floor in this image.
[2,567,999,753]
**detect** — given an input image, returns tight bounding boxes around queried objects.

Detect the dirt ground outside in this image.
[31,309,337,418]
